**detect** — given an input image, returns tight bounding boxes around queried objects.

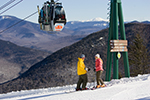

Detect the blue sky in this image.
[0,0,150,23]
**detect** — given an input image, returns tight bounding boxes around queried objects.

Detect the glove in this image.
[85,68,90,71]
[93,68,96,72]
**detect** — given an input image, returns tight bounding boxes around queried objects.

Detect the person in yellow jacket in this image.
[76,54,90,91]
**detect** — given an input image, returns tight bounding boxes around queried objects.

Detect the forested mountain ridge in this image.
[0,22,150,94]
[0,39,50,83]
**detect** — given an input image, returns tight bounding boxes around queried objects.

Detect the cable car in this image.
[37,0,66,32]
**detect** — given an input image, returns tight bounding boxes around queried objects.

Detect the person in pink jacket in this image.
[94,54,105,88]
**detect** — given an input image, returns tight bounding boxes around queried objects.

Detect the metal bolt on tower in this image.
[105,0,130,81]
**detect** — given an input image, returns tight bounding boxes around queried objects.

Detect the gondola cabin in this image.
[38,0,66,32]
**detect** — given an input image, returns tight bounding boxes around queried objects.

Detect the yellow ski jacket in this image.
[77,58,87,75]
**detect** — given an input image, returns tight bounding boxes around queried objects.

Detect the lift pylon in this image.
[105,0,130,81]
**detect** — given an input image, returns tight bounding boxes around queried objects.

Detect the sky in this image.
[0,74,150,100]
[0,0,150,23]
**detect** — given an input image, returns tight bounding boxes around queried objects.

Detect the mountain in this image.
[0,22,150,94]
[130,20,150,24]
[0,15,108,52]
[142,21,150,24]
[65,20,108,34]
[0,39,50,83]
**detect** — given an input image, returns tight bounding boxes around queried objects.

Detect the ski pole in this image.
[94,71,96,88]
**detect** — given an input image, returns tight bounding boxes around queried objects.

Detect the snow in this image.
[90,17,108,22]
[0,74,150,100]
[81,17,109,22]
[0,15,12,21]
[94,23,108,26]
[1,16,11,20]
[73,17,109,22]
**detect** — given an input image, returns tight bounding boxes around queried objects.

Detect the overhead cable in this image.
[0,0,23,15]
[0,11,38,33]
[0,0,16,11]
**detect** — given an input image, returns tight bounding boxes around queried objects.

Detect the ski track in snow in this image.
[0,74,150,100]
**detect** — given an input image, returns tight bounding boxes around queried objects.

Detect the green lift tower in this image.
[105,0,130,81]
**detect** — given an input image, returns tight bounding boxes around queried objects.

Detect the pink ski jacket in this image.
[95,58,103,71]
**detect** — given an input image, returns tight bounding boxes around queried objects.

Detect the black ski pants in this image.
[77,74,88,89]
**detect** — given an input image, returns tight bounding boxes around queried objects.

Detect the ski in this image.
[89,84,107,90]
[37,6,42,29]
[65,85,107,93]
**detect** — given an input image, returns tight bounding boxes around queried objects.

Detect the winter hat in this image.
[80,54,85,58]
[95,54,100,58]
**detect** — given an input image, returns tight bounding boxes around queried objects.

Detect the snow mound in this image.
[107,74,150,87]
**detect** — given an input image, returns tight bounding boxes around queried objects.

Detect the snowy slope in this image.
[0,74,150,100]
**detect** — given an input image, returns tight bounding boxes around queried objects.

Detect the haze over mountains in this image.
[1,15,149,53]
[0,15,109,53]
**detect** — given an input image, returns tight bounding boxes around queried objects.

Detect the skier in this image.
[76,54,90,91]
[94,54,106,88]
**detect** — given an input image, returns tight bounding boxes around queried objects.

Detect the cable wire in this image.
[0,0,23,15]
[0,11,38,33]
[0,0,16,11]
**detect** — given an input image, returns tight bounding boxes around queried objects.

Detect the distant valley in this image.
[0,15,109,52]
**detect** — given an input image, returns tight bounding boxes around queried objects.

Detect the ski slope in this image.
[0,74,150,100]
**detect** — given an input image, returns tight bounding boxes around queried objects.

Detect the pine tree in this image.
[129,33,150,76]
